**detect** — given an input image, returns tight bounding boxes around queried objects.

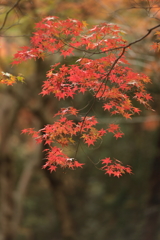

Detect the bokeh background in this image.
[0,1,160,240]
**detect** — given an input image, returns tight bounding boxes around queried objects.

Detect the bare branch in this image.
[97,23,160,54]
[0,0,22,32]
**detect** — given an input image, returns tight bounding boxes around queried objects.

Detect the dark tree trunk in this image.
[0,155,14,240]
[142,128,160,240]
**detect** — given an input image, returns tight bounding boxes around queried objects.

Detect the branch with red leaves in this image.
[12,16,159,177]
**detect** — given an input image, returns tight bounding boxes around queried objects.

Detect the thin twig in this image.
[0,0,22,32]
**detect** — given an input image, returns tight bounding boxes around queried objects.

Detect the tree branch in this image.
[74,23,160,158]
[0,0,22,33]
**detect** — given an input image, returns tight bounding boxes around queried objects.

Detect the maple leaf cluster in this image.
[13,16,153,176]
[22,107,106,171]
[101,157,132,177]
[0,72,24,86]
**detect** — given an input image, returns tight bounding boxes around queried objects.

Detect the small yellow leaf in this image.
[82,21,88,27]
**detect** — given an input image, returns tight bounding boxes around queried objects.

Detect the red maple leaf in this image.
[108,124,119,133]
[114,132,124,139]
[49,165,57,172]
[105,169,114,176]
[21,129,29,134]
[133,108,141,114]
[73,161,84,168]
[85,138,95,146]
[145,93,152,101]
[103,103,112,111]
[113,171,122,178]
[101,157,112,165]
[123,113,132,119]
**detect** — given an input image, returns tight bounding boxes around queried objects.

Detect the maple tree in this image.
[2,16,160,177]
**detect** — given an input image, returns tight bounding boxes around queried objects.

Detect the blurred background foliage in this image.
[0,0,160,240]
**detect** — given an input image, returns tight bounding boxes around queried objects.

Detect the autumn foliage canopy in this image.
[3,16,160,177]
